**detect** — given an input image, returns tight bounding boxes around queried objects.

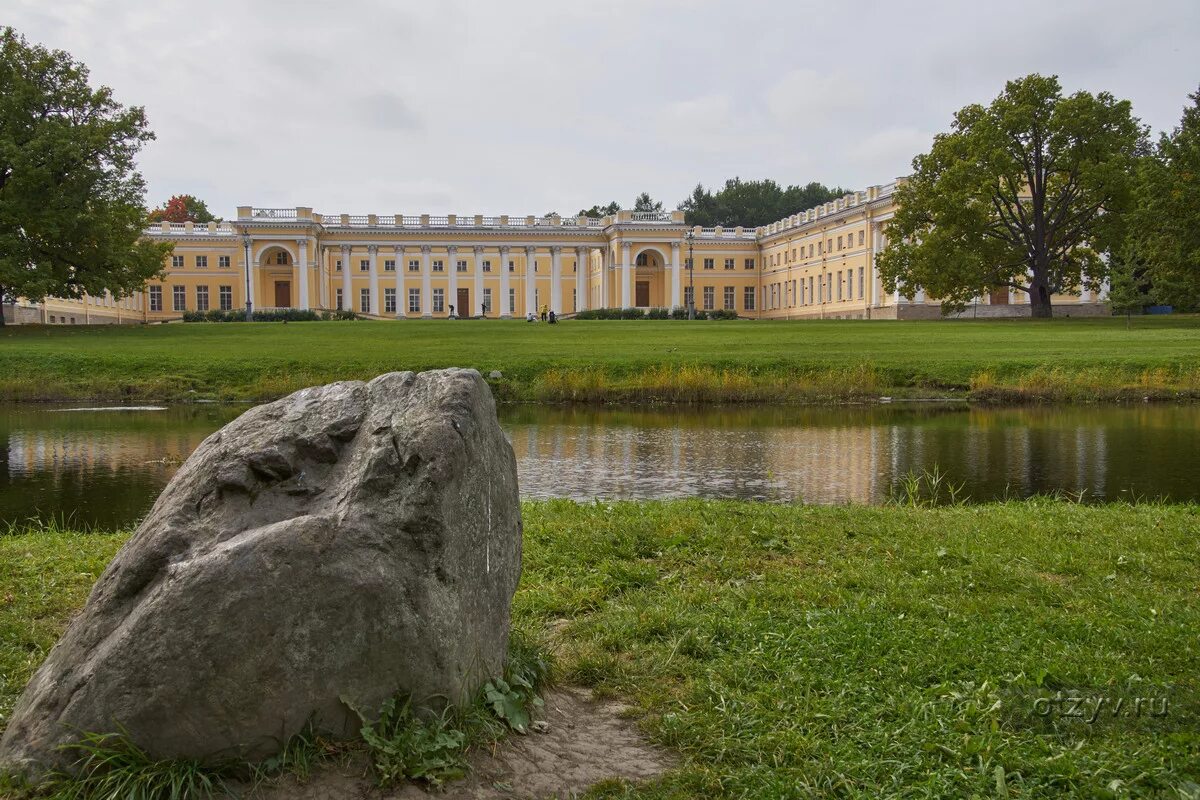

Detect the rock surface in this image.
[0,369,522,773]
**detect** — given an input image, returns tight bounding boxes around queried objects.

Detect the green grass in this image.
[2,316,1199,404]
[3,501,1198,797]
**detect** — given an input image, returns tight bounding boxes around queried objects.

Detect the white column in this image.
[670,241,681,311]
[525,246,537,316]
[367,244,380,315]
[420,245,432,318]
[499,245,512,318]
[575,246,588,313]
[296,238,310,310]
[600,246,609,308]
[620,241,632,308]
[340,244,352,312]
[870,226,880,307]
[550,245,563,313]
[473,245,485,317]
[447,245,459,317]
[394,245,405,318]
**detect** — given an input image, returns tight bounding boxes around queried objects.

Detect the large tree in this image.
[679,178,846,228]
[147,193,216,224]
[0,28,169,324]
[877,74,1145,318]
[1135,88,1200,310]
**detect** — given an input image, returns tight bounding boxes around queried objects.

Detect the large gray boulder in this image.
[0,369,522,774]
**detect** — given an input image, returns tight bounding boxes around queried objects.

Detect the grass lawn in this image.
[1,316,1199,404]
[3,501,1198,797]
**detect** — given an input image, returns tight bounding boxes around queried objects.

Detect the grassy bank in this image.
[2,317,1199,404]
[3,501,1198,797]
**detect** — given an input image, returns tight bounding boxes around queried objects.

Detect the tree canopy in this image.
[877,74,1145,318]
[577,200,621,217]
[0,28,169,321]
[147,194,217,223]
[1134,88,1200,310]
[678,178,847,228]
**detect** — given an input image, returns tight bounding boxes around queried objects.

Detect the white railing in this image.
[316,212,609,229]
[146,222,235,236]
[252,208,296,219]
[630,211,671,222]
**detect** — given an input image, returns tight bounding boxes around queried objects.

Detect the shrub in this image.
[181,308,355,323]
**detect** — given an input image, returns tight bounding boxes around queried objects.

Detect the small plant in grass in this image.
[888,465,968,507]
[40,728,236,800]
[483,628,553,734]
[347,694,467,788]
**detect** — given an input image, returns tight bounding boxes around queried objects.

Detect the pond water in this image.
[2,402,1198,529]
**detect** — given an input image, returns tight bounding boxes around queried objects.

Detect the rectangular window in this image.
[703,286,714,310]
[335,259,342,272]
[360,259,370,272]
[859,267,865,299]
[809,276,814,304]
[809,244,814,258]
[847,270,853,300]
[433,288,445,312]
[408,259,420,272]
[684,286,694,308]
[384,259,396,272]
[508,288,515,313]
[433,260,444,272]
[219,285,232,310]
[837,236,843,251]
[196,255,208,268]
[408,288,421,313]
[859,230,865,246]
[360,288,370,312]
[837,271,843,300]
[685,257,693,269]
[818,275,824,303]
[792,249,797,261]
[743,286,755,310]
[172,285,186,312]
[817,241,823,255]
[483,288,492,312]
[219,255,230,268]
[384,287,396,313]
[800,279,806,305]
[703,258,714,270]
[171,255,183,268]
[723,286,735,310]
[724,258,735,270]
[196,285,209,311]
[482,260,492,273]
[744,258,755,270]
[508,261,515,273]
[149,285,163,312]
[457,259,467,273]
[335,288,343,310]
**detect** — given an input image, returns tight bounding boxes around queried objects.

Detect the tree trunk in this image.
[1028,280,1054,319]
[0,284,6,328]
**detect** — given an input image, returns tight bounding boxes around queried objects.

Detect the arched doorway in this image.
[633,247,669,308]
[257,245,295,309]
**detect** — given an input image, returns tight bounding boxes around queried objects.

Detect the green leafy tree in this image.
[633,192,664,213]
[1135,88,1200,310]
[147,194,216,223]
[578,200,620,217]
[679,178,846,228]
[1106,242,1150,326]
[0,28,169,324]
[877,74,1145,318]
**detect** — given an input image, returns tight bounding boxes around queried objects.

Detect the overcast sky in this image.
[8,0,1199,217]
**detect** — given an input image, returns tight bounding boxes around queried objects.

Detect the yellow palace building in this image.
[8,180,1108,325]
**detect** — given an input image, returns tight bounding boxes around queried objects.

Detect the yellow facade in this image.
[12,181,1109,324]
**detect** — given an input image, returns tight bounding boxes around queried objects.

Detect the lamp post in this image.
[241,235,253,321]
[684,231,695,320]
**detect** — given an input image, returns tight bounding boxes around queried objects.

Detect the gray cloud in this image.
[6,0,1198,216]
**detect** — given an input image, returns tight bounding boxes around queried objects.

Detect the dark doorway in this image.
[457,288,470,316]
[989,288,1009,305]
[274,281,291,308]
[635,281,650,307]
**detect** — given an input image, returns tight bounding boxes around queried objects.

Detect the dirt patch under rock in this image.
[248,687,674,800]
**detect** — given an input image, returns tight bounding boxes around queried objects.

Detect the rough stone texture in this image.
[0,369,521,773]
